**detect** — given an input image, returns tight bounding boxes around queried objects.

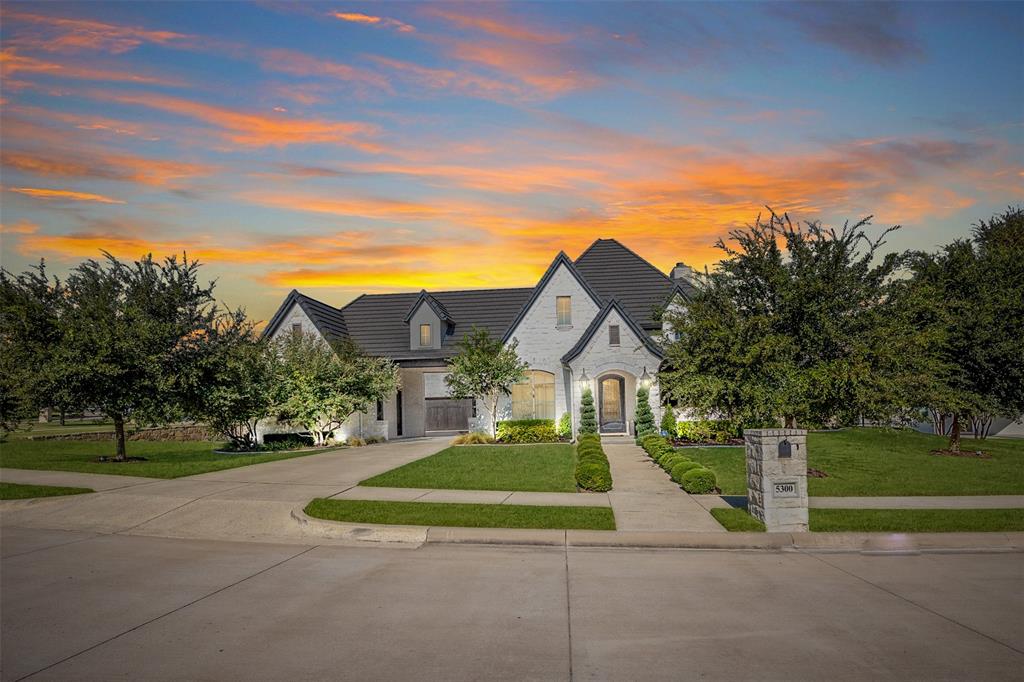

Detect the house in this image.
[261,238,697,442]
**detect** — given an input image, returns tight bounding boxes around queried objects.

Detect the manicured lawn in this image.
[361,444,577,492]
[0,482,94,500]
[709,506,1024,532]
[0,439,338,479]
[710,507,765,531]
[8,421,116,440]
[810,508,1024,532]
[680,428,1024,496]
[305,498,615,530]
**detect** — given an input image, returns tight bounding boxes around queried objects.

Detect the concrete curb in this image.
[291,509,1024,553]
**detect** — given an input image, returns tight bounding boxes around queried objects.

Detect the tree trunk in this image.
[948,413,961,452]
[59,406,66,426]
[112,413,127,461]
[490,394,498,438]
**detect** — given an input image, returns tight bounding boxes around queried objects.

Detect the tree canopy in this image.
[445,327,528,436]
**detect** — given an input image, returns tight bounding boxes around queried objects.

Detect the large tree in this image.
[661,210,926,429]
[445,327,528,436]
[276,332,400,445]
[907,207,1024,451]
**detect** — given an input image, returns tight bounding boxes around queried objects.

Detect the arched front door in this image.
[598,374,626,433]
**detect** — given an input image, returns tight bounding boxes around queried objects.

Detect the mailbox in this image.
[778,439,792,458]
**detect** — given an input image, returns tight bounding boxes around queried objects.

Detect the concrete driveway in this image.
[0,438,449,542]
[1,527,1021,680]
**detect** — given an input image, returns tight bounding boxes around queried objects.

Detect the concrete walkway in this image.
[333,486,609,507]
[602,441,724,531]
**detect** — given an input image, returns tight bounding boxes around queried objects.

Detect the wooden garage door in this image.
[425,398,471,431]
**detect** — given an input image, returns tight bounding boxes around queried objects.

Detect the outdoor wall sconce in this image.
[578,368,589,390]
[640,366,652,389]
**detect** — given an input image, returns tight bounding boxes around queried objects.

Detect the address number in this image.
[773,482,798,498]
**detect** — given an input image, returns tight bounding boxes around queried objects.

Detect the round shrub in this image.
[659,453,687,468]
[576,462,612,492]
[680,467,717,494]
[578,452,606,465]
[670,460,702,482]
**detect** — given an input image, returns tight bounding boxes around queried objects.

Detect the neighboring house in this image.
[261,238,697,442]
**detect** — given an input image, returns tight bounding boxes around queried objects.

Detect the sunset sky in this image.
[1,1,1021,324]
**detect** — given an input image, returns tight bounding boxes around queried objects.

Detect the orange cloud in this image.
[242,192,449,221]
[2,148,211,187]
[367,55,525,100]
[3,10,190,53]
[6,187,125,204]
[260,49,391,92]
[0,48,179,85]
[0,220,40,235]
[424,6,566,44]
[330,11,415,32]
[89,91,381,149]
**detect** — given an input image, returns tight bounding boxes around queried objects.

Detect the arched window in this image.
[511,370,555,420]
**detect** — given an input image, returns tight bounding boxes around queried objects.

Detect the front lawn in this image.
[305,498,615,530]
[360,444,577,492]
[680,428,1024,496]
[709,506,1024,532]
[0,439,337,479]
[0,482,94,500]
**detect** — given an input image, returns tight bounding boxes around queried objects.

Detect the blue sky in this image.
[1,1,1021,322]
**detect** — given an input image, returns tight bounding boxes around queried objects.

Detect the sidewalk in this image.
[602,442,725,531]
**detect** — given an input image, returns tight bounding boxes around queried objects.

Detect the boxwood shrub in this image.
[496,419,558,443]
[680,467,717,494]
[575,438,613,492]
[670,460,702,482]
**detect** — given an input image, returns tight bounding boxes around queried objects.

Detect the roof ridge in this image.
[577,238,674,284]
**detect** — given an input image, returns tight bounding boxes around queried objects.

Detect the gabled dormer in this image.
[404,289,453,350]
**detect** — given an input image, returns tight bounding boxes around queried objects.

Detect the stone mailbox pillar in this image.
[745,429,808,532]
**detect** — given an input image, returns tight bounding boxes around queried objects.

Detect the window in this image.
[291,322,302,335]
[376,399,384,421]
[511,370,555,420]
[419,323,432,346]
[609,324,620,346]
[472,398,477,418]
[556,296,572,327]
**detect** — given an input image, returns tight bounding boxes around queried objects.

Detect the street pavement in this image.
[1,527,1021,681]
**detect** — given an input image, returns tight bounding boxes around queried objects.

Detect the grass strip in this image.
[361,444,577,492]
[809,508,1024,532]
[0,482,93,500]
[305,498,616,530]
[710,507,766,532]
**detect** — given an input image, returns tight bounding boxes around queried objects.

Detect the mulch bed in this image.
[95,456,149,463]
[930,448,991,459]
[807,467,829,478]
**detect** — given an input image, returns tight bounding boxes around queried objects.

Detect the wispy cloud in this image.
[2,10,191,53]
[330,11,415,33]
[774,2,924,65]
[6,187,126,204]
[0,48,181,85]
[1,148,212,187]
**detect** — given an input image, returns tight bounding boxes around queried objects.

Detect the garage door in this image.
[425,398,471,432]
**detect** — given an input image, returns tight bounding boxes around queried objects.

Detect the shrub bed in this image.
[675,420,742,445]
[496,419,559,443]
[575,435,612,492]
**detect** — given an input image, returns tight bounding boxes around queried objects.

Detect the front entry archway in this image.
[598,374,626,433]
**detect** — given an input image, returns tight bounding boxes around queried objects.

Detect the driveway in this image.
[1,527,1021,680]
[0,438,449,543]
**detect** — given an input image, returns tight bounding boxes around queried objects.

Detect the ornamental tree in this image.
[579,388,597,435]
[661,210,925,429]
[445,327,528,436]
[276,332,400,446]
[634,386,656,439]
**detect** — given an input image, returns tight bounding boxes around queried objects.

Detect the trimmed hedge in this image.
[676,420,740,444]
[680,467,717,494]
[496,419,558,444]
[575,437,613,492]
[669,460,702,482]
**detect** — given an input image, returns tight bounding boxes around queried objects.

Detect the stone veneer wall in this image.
[25,424,215,442]
[745,428,809,532]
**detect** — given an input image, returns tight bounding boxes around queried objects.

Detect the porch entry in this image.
[598,374,627,433]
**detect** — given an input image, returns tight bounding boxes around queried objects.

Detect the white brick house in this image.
[262,239,696,441]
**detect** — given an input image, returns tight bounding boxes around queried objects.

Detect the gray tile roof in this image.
[263,290,349,341]
[574,238,689,328]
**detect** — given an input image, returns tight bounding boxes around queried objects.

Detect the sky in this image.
[1,1,1021,324]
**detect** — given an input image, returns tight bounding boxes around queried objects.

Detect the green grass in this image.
[679,428,1024,496]
[0,481,94,500]
[7,421,116,440]
[710,505,1024,532]
[710,507,766,531]
[809,508,1024,532]
[305,498,615,530]
[361,444,577,492]
[0,439,337,479]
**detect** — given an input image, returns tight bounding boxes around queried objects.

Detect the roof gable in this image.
[574,238,678,328]
[262,290,349,341]
[403,290,453,324]
[561,298,664,364]
[502,251,604,343]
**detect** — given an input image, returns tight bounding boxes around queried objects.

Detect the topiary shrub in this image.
[496,419,558,443]
[579,388,598,435]
[680,467,717,494]
[575,462,612,492]
[634,387,656,441]
[557,412,572,439]
[670,460,702,482]
[660,409,677,439]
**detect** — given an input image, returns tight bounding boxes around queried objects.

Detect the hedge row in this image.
[639,435,718,494]
[496,419,558,443]
[675,420,741,444]
[575,433,612,492]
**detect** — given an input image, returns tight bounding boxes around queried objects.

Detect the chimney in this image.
[670,262,696,284]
